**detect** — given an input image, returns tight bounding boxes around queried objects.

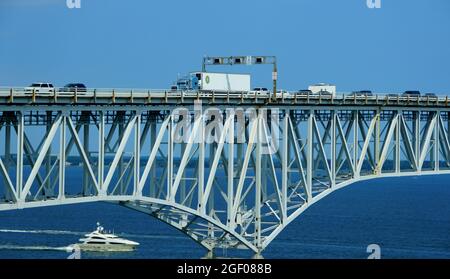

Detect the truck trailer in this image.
[173,72,251,92]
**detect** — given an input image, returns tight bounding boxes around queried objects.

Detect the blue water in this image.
[0,174,450,259]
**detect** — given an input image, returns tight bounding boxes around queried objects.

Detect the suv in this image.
[402,90,421,97]
[25,82,55,94]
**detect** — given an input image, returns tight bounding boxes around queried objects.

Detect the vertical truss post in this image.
[331,110,336,186]
[197,113,205,211]
[58,115,66,200]
[395,111,401,173]
[134,112,141,196]
[414,111,420,169]
[227,110,234,227]
[353,111,359,173]
[4,124,12,201]
[375,109,381,173]
[98,111,105,193]
[281,111,288,222]
[167,114,173,200]
[237,109,244,175]
[118,114,125,194]
[306,110,313,201]
[448,112,450,149]
[435,112,440,171]
[16,112,24,202]
[83,113,90,195]
[149,118,157,197]
[255,111,262,250]
[46,111,52,194]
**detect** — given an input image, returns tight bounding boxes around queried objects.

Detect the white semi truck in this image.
[174,72,251,92]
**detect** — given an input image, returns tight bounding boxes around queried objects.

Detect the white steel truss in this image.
[0,106,450,257]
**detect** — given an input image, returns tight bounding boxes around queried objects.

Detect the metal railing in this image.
[0,87,449,106]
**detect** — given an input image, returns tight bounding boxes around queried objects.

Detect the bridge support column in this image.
[16,112,24,202]
[118,113,124,194]
[254,112,262,250]
[204,249,215,259]
[83,113,90,196]
[331,110,336,186]
[414,111,420,170]
[306,110,313,201]
[353,111,359,178]
[149,118,157,197]
[46,111,52,196]
[98,112,105,193]
[375,109,381,174]
[448,112,450,146]
[434,112,440,171]
[281,111,288,222]
[58,115,66,200]
[4,124,12,201]
[395,112,401,173]
[227,110,234,227]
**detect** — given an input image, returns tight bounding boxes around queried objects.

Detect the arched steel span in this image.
[1,89,450,257]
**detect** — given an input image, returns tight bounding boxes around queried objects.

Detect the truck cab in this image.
[175,74,199,91]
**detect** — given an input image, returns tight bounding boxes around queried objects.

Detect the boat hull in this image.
[77,243,138,252]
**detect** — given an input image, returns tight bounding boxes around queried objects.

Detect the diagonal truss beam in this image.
[102,114,137,194]
[22,114,62,200]
[356,114,377,175]
[67,117,100,194]
[138,116,171,195]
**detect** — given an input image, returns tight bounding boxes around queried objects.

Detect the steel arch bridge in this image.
[1,89,450,257]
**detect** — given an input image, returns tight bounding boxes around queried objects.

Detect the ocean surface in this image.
[0,173,449,259]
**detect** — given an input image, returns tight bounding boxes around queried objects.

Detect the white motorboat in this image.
[76,222,139,252]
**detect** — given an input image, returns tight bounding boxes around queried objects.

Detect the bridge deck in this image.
[1,88,449,108]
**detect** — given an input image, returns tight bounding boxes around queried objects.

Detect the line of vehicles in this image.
[169,72,440,99]
[11,71,442,100]
[24,82,87,94]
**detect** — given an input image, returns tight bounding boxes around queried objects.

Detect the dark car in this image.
[296,89,312,95]
[59,83,87,93]
[402,90,421,97]
[318,90,333,96]
[424,92,437,99]
[350,90,373,97]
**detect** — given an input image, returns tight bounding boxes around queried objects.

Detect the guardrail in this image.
[0,87,449,107]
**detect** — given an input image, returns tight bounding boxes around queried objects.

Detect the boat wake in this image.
[0,228,185,240]
[0,228,83,236]
[0,244,71,252]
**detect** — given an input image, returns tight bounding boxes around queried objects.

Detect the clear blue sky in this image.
[1,0,450,94]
